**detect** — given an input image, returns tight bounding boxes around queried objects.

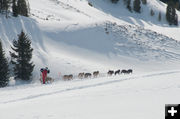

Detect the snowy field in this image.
[1,0,180,118]
[1,70,180,119]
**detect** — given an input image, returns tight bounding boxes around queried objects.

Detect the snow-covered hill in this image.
[1,0,180,118]
[1,0,180,78]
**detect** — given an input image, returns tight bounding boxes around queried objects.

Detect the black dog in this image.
[115,70,120,75]
[108,70,114,76]
[127,69,133,74]
[121,69,133,74]
[121,69,128,74]
[84,73,92,78]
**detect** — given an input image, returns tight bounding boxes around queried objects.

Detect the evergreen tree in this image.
[10,31,34,81]
[172,6,176,24]
[175,2,180,10]
[111,0,119,4]
[127,0,132,12]
[166,2,172,25]
[123,0,132,12]
[141,0,147,4]
[150,9,155,16]
[175,14,178,25]
[0,40,9,88]
[4,0,11,17]
[0,0,2,13]
[17,0,30,17]
[133,0,141,13]
[160,0,180,10]
[0,0,11,17]
[158,12,161,21]
[0,0,5,13]
[166,1,178,25]
[12,0,18,17]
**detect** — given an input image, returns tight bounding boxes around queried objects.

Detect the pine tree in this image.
[17,0,30,17]
[158,12,161,21]
[172,6,176,24]
[150,9,155,16]
[0,0,4,13]
[10,31,34,81]
[0,0,11,17]
[127,0,132,12]
[175,2,180,10]
[133,0,141,13]
[175,14,178,25]
[166,2,172,25]
[12,0,18,17]
[166,1,178,26]
[0,0,2,13]
[111,0,119,4]
[141,0,147,5]
[4,0,11,17]
[0,40,9,88]
[123,0,132,12]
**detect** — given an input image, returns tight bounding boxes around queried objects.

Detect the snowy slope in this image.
[1,0,180,119]
[1,0,180,78]
[1,70,180,119]
[87,0,180,40]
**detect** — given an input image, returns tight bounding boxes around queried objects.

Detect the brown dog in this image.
[68,74,73,80]
[93,71,99,78]
[84,73,92,78]
[78,73,84,79]
[45,77,54,83]
[39,76,54,83]
[107,70,114,76]
[63,75,73,80]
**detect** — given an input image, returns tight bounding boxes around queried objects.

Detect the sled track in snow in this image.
[1,71,180,104]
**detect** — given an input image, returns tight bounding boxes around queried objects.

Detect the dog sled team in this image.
[64,69,133,80]
[39,67,133,84]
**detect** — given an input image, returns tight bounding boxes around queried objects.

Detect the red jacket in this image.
[41,68,50,84]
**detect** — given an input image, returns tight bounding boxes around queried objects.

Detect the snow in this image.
[0,0,180,76]
[1,70,180,119]
[1,0,180,118]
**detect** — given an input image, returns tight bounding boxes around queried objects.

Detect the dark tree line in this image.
[0,0,11,17]
[123,0,132,12]
[166,1,178,25]
[133,0,141,13]
[0,40,9,87]
[160,0,180,10]
[110,0,178,26]
[0,0,30,17]
[110,0,142,13]
[111,0,119,4]
[0,31,34,88]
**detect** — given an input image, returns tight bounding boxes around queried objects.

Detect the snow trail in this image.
[1,70,180,104]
